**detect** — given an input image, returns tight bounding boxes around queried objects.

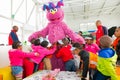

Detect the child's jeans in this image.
[33,63,39,73]
[93,70,110,80]
[89,68,97,80]
[65,59,76,71]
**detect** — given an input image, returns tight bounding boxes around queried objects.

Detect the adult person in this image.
[8,25,19,45]
[95,20,108,46]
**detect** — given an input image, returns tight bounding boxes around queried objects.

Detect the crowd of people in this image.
[8,20,120,80]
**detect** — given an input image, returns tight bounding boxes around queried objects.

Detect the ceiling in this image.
[35,0,120,20]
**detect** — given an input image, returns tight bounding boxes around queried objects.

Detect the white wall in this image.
[0,45,31,68]
[65,14,120,32]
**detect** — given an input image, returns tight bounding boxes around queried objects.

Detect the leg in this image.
[65,60,76,71]
[43,58,52,70]
[93,70,110,80]
[15,72,23,80]
[33,63,39,73]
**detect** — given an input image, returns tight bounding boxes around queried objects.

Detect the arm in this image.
[103,26,108,35]
[62,22,85,44]
[94,44,100,52]
[10,32,19,41]
[42,46,57,55]
[19,50,37,58]
[82,57,89,78]
[28,25,49,42]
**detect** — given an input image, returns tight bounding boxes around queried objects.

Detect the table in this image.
[23,70,81,80]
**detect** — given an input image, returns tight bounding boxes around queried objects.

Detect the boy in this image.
[72,43,89,80]
[93,35,117,80]
[56,38,76,71]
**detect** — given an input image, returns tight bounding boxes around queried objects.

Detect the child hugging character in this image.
[93,35,117,80]
[56,38,76,71]
[31,39,56,72]
[8,41,39,80]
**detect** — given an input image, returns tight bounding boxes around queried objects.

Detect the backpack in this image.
[89,52,98,69]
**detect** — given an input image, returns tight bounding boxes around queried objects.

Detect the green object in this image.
[97,50,117,80]
[23,41,27,45]
[11,14,15,19]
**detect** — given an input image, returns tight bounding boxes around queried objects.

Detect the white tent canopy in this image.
[0,0,120,45]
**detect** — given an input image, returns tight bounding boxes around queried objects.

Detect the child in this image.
[56,38,76,71]
[84,35,100,80]
[31,39,56,72]
[8,41,39,80]
[113,27,120,62]
[72,51,80,71]
[72,43,89,80]
[93,35,117,80]
[85,35,100,54]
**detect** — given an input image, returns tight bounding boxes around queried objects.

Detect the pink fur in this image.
[28,1,85,44]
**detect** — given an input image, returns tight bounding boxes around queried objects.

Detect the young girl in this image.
[113,27,120,63]
[85,35,100,54]
[31,39,56,72]
[9,41,39,80]
[84,35,100,80]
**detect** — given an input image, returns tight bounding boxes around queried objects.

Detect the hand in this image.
[35,53,40,56]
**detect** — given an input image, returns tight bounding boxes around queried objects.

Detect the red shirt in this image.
[96,25,104,46]
[56,45,73,62]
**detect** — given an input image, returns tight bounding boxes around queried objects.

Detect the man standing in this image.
[96,20,108,46]
[8,25,19,45]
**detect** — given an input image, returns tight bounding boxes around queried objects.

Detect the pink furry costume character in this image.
[28,0,85,44]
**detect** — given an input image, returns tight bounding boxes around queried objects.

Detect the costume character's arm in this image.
[28,25,49,42]
[62,22,85,44]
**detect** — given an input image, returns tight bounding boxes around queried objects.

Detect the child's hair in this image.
[62,38,70,45]
[99,35,112,48]
[33,39,41,46]
[116,40,120,54]
[73,43,84,50]
[40,40,49,48]
[12,41,22,49]
[85,34,94,40]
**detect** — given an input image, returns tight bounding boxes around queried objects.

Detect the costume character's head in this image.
[43,0,64,23]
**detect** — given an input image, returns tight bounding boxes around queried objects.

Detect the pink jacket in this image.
[28,22,85,44]
[8,49,36,66]
[30,45,56,64]
[85,43,100,54]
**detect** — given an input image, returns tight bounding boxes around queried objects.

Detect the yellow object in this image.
[89,52,98,69]
[116,66,120,80]
[0,66,15,80]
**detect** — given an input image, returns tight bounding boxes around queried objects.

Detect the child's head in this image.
[72,43,83,55]
[12,41,22,50]
[85,35,94,44]
[114,27,120,38]
[40,40,49,48]
[34,39,41,46]
[62,38,69,46]
[99,35,112,48]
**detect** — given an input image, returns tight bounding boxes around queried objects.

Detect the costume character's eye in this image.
[50,9,54,13]
[54,8,57,12]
